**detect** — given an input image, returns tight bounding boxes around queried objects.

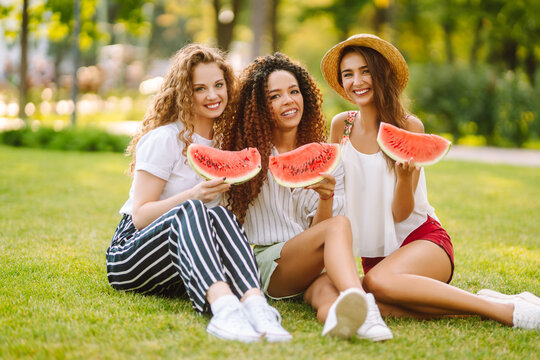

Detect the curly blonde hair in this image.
[126,43,237,174]
[219,53,327,222]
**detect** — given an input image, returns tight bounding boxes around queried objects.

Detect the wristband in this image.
[320,192,334,201]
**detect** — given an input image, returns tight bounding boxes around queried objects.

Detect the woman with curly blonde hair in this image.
[106,44,291,343]
[221,53,391,341]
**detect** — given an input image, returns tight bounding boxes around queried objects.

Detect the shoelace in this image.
[222,303,250,328]
[363,301,384,326]
[248,303,282,326]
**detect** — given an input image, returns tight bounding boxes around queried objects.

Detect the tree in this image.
[19,0,29,122]
[212,0,244,51]
[251,0,267,58]
[301,0,370,39]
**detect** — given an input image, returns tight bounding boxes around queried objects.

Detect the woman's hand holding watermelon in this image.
[306,172,336,201]
[394,158,419,180]
[190,177,232,203]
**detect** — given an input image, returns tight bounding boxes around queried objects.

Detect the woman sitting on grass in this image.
[105,44,291,343]
[320,33,540,330]
[221,53,393,341]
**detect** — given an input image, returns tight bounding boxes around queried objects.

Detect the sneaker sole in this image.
[477,289,540,307]
[207,323,261,343]
[264,333,293,343]
[358,330,394,342]
[326,292,368,339]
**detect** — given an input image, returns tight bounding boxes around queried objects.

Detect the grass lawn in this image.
[0,145,538,359]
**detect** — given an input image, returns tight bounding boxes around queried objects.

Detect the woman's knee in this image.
[304,274,336,304]
[208,205,236,221]
[330,215,351,229]
[325,215,352,245]
[172,199,207,218]
[363,267,396,302]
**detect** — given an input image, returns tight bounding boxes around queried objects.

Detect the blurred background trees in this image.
[1,0,538,148]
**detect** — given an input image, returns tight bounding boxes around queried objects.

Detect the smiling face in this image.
[267,70,304,134]
[340,51,374,107]
[191,62,228,122]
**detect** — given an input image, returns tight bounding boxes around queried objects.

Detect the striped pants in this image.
[106,199,261,313]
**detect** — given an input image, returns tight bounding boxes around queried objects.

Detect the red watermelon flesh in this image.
[377,122,451,166]
[187,144,261,184]
[269,143,341,188]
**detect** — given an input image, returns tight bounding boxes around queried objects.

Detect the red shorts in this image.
[361,216,454,283]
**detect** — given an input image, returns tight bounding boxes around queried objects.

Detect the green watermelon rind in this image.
[270,143,341,188]
[187,144,262,184]
[377,123,452,167]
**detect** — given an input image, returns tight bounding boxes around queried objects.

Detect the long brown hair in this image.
[126,43,237,174]
[220,53,327,222]
[339,46,409,169]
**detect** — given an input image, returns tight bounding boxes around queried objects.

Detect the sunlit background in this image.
[1,0,539,148]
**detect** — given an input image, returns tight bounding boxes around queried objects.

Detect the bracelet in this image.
[320,192,334,201]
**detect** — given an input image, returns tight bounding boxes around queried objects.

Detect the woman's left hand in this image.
[306,172,335,201]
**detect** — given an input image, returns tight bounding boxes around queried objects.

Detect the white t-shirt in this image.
[243,147,346,246]
[119,121,218,215]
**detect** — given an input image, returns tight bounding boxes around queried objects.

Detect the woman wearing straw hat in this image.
[321,34,540,330]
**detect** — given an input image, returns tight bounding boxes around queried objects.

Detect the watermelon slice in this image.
[377,122,452,166]
[269,143,341,188]
[187,144,262,184]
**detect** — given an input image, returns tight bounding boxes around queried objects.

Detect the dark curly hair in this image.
[219,53,327,222]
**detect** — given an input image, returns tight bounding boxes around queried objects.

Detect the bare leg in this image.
[305,273,447,323]
[304,274,340,322]
[207,282,263,303]
[267,215,362,298]
[206,281,235,304]
[363,240,514,326]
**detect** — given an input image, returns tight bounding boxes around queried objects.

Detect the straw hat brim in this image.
[320,34,408,103]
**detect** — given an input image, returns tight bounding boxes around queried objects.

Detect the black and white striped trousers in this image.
[106,199,261,313]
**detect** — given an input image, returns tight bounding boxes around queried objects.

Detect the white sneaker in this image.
[512,299,540,330]
[322,288,368,339]
[357,293,393,341]
[207,302,262,343]
[477,289,540,307]
[243,299,292,342]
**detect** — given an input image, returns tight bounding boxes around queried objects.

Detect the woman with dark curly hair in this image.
[106,44,291,343]
[221,53,392,341]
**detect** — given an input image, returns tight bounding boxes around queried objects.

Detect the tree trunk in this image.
[524,47,537,86]
[270,0,280,52]
[19,0,29,123]
[214,0,243,51]
[469,18,483,68]
[71,0,81,126]
[443,23,454,64]
[251,0,267,59]
[502,38,518,71]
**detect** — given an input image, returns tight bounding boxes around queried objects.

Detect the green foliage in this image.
[0,126,130,153]
[409,64,537,147]
[0,146,538,359]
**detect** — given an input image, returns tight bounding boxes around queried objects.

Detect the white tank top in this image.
[341,112,438,257]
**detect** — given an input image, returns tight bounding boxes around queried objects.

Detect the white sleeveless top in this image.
[341,112,438,257]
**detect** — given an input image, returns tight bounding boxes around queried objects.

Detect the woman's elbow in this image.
[131,210,147,230]
[393,208,413,223]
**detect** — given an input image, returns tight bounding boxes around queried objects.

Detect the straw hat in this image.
[320,34,408,103]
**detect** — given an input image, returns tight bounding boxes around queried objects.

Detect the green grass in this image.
[0,145,538,359]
